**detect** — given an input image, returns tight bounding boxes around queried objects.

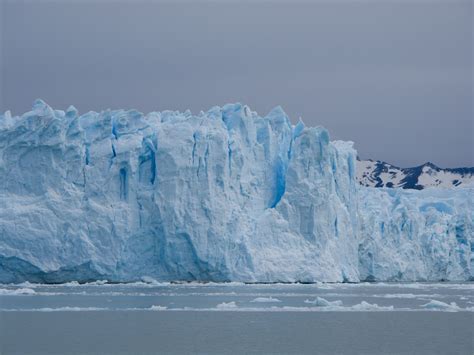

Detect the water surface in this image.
[1,282,473,354]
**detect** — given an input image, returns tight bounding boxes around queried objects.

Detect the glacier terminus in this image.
[0,100,472,283]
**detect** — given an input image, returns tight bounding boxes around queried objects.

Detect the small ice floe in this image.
[250,297,281,303]
[86,280,109,286]
[63,280,109,286]
[11,281,37,288]
[139,276,170,286]
[15,307,108,312]
[304,297,342,307]
[378,293,429,299]
[177,281,245,287]
[349,301,394,311]
[303,299,392,311]
[0,288,36,295]
[421,300,461,312]
[61,281,81,286]
[216,301,238,309]
[141,276,160,284]
[314,282,335,290]
[149,305,168,311]
[386,283,474,291]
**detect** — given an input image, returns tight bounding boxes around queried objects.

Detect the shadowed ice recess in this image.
[0,100,472,283]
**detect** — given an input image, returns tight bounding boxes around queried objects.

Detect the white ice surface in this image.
[0,101,472,283]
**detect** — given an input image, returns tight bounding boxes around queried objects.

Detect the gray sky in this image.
[1,0,472,167]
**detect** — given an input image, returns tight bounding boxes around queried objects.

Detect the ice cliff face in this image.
[0,100,472,283]
[359,187,473,281]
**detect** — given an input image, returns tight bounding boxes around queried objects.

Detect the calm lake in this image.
[1,282,473,354]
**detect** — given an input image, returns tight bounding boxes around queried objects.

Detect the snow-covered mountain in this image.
[0,101,472,283]
[357,159,474,190]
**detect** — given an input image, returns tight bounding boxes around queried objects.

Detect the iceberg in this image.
[304,297,343,307]
[421,300,462,312]
[0,100,472,283]
[216,302,238,309]
[250,297,282,303]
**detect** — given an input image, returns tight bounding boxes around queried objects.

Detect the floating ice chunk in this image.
[170,302,397,312]
[349,301,394,311]
[62,281,81,286]
[86,280,109,286]
[421,300,461,312]
[304,297,342,307]
[149,305,168,310]
[6,307,109,312]
[0,288,36,295]
[378,293,440,299]
[250,297,281,303]
[141,276,162,285]
[216,301,238,309]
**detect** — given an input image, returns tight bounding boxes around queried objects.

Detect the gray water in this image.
[1,282,473,354]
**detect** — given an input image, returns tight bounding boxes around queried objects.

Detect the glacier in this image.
[0,100,472,283]
[359,187,473,281]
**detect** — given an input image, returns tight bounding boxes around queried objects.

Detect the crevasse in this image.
[0,100,472,283]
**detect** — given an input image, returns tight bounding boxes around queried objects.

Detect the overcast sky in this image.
[0,0,472,167]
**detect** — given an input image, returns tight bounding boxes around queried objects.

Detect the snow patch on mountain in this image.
[356,159,474,190]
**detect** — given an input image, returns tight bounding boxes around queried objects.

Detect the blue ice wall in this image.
[0,100,472,283]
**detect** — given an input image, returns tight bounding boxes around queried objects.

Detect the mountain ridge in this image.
[356,159,474,189]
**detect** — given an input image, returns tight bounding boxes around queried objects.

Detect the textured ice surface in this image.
[359,187,473,281]
[0,101,472,283]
